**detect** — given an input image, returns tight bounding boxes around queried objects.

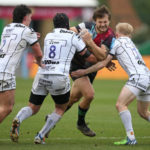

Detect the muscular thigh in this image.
[117,85,136,106]
[73,76,94,97]
[0,90,15,106]
[137,101,150,114]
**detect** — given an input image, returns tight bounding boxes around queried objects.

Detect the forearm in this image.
[84,61,105,74]
[87,40,107,61]
[84,54,113,74]
[32,42,43,66]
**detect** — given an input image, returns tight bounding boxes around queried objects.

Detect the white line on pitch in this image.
[1,136,150,141]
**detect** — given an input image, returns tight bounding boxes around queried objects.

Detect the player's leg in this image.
[10,74,47,142]
[73,76,95,136]
[78,76,94,123]
[114,85,137,145]
[136,86,150,120]
[66,79,82,111]
[34,91,70,144]
[137,101,150,120]
[0,90,15,123]
[10,92,46,142]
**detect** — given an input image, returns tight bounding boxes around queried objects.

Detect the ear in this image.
[115,32,119,38]
[23,15,27,22]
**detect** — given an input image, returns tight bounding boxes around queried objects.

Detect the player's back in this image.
[0,23,37,74]
[115,37,150,76]
[39,28,85,75]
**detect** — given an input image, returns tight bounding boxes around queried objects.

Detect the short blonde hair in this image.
[116,22,134,36]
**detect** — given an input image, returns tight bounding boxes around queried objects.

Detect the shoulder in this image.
[113,39,121,48]
[22,26,37,38]
[107,27,115,37]
[24,26,35,34]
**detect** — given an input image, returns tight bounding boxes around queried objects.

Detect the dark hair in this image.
[53,13,69,29]
[93,5,111,21]
[13,4,32,23]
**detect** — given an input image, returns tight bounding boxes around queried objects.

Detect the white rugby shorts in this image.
[32,74,70,96]
[0,73,16,91]
[126,74,150,101]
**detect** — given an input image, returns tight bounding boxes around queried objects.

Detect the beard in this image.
[97,25,108,33]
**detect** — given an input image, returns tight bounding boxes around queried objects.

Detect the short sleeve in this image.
[72,33,86,52]
[23,27,38,46]
[109,39,120,56]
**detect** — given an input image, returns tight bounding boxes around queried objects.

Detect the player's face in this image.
[95,15,110,33]
[24,14,32,26]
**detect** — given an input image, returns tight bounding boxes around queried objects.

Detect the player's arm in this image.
[80,30,107,61]
[70,27,78,33]
[71,54,113,77]
[31,42,43,67]
[79,48,98,64]
[71,25,107,60]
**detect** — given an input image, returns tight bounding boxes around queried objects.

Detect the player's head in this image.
[13,4,32,25]
[93,5,111,33]
[53,13,69,29]
[116,22,133,38]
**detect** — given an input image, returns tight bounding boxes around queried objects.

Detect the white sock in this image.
[39,112,61,138]
[148,116,150,121]
[16,106,33,123]
[120,110,135,140]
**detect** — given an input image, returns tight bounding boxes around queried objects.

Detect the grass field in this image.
[0,78,150,150]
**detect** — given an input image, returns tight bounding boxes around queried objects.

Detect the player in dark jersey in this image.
[67,5,115,137]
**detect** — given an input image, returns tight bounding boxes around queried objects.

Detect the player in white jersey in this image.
[10,13,106,143]
[0,5,43,125]
[71,22,150,145]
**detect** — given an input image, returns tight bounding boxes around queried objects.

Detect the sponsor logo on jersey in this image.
[15,24,25,28]
[43,60,59,64]
[0,53,6,58]
[60,29,73,34]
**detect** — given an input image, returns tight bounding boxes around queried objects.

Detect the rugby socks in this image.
[39,112,61,138]
[147,116,150,121]
[77,106,88,126]
[16,106,33,123]
[120,110,135,140]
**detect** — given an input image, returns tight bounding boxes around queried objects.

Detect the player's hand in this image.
[79,29,92,44]
[33,60,45,68]
[36,32,41,39]
[106,61,116,71]
[71,69,86,77]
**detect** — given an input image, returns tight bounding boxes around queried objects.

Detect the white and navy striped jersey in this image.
[0,23,38,75]
[38,28,86,75]
[110,37,150,76]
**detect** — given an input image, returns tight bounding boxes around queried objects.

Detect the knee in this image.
[115,102,125,112]
[85,91,95,102]
[3,105,13,115]
[69,94,80,104]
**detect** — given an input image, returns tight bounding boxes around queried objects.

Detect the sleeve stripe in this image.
[109,53,115,56]
[77,46,86,53]
[30,40,38,46]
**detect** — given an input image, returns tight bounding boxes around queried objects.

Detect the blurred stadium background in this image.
[0,0,150,79]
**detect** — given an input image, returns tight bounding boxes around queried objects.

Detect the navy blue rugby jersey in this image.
[70,21,115,70]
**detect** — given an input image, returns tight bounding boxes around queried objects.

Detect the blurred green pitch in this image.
[0,78,150,150]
